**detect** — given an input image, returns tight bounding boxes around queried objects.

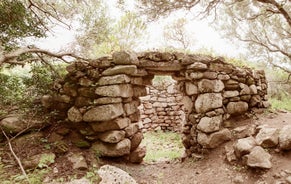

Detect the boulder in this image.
[102,65,138,76]
[195,93,223,113]
[0,116,27,134]
[198,79,224,93]
[234,137,257,158]
[90,118,130,132]
[67,152,88,170]
[67,107,83,123]
[185,82,198,96]
[226,101,248,115]
[125,123,139,137]
[83,104,124,122]
[279,125,291,150]
[128,146,146,163]
[246,146,272,169]
[130,132,144,151]
[91,139,131,157]
[98,165,137,184]
[197,115,222,133]
[197,128,232,148]
[256,127,279,148]
[187,62,208,71]
[98,74,131,85]
[98,130,126,143]
[95,84,133,98]
[112,51,139,65]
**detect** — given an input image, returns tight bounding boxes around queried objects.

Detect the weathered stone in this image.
[78,87,96,98]
[95,84,133,98]
[209,63,233,73]
[250,95,261,107]
[140,60,182,71]
[0,116,27,134]
[249,85,258,94]
[67,152,88,170]
[79,77,93,87]
[239,83,251,95]
[279,125,291,150]
[187,62,208,71]
[102,65,138,76]
[98,130,126,143]
[75,96,92,107]
[197,128,232,148]
[133,86,147,97]
[98,74,131,85]
[197,115,222,133]
[130,132,144,151]
[217,74,230,80]
[94,97,122,105]
[234,137,257,158]
[83,104,124,122]
[68,107,83,123]
[203,71,217,79]
[98,165,137,184]
[225,144,237,162]
[128,146,146,163]
[54,94,71,103]
[226,101,248,115]
[187,72,204,80]
[256,127,279,148]
[125,123,139,137]
[240,95,251,102]
[233,125,256,139]
[90,118,130,132]
[91,139,131,157]
[198,79,224,93]
[223,91,239,98]
[181,96,193,114]
[185,82,198,95]
[112,51,139,65]
[124,101,139,116]
[195,93,223,113]
[246,146,272,169]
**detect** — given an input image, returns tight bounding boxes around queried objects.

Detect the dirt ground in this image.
[1,110,291,184]
[104,111,291,184]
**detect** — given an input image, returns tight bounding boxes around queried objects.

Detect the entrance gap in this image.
[138,75,185,163]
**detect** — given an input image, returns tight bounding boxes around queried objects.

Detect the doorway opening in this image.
[138,75,185,163]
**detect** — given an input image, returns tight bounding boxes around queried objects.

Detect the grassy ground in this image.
[269,95,291,111]
[140,131,184,163]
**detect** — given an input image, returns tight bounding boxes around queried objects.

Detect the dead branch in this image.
[0,47,91,67]
[0,128,30,183]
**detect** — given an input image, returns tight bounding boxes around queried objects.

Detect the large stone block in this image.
[197,115,222,133]
[112,51,139,65]
[83,104,124,122]
[95,84,133,98]
[124,101,140,116]
[98,130,126,143]
[91,138,131,157]
[90,118,130,132]
[195,93,223,113]
[226,101,248,115]
[197,128,231,148]
[198,79,224,93]
[98,74,131,85]
[102,65,138,76]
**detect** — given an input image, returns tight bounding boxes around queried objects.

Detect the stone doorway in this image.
[48,51,268,163]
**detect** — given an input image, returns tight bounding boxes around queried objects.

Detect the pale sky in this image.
[34,1,244,58]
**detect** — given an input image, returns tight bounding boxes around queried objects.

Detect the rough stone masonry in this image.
[45,51,268,162]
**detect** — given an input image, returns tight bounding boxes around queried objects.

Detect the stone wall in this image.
[139,82,185,132]
[45,51,269,162]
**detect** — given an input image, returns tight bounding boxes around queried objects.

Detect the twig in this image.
[0,127,30,183]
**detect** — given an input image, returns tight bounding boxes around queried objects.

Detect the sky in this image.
[33,0,244,58]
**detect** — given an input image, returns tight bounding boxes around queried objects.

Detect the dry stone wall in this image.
[46,51,268,162]
[139,83,185,132]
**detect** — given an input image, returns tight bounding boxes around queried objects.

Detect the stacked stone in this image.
[179,56,269,157]
[47,51,269,161]
[139,84,185,132]
[50,52,148,163]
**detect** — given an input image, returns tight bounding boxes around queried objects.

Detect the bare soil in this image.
[1,110,291,184]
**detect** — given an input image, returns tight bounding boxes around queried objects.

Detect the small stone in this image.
[256,127,279,148]
[67,107,83,123]
[246,146,272,169]
[128,146,146,163]
[98,130,126,143]
[67,153,88,170]
[279,125,291,150]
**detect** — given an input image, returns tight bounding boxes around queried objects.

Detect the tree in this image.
[163,18,195,50]
[138,0,291,78]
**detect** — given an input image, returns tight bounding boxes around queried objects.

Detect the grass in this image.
[141,131,184,163]
[269,95,291,111]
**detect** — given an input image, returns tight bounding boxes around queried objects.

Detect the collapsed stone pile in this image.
[139,82,185,132]
[44,51,269,162]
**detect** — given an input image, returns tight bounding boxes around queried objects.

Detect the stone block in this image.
[195,93,223,113]
[98,130,126,143]
[98,74,131,85]
[67,107,83,123]
[197,128,231,148]
[198,79,224,93]
[197,115,222,133]
[91,138,131,157]
[83,103,124,122]
[226,101,248,115]
[95,84,133,98]
[90,118,130,132]
[185,82,198,96]
[112,51,139,65]
[94,97,122,105]
[102,65,138,76]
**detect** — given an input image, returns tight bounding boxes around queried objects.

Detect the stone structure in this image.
[139,81,185,132]
[46,51,268,161]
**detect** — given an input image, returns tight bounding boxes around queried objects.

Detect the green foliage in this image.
[141,131,184,163]
[269,94,291,111]
[0,0,45,50]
